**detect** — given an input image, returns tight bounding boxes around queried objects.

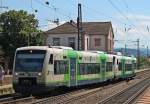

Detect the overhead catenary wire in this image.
[33,0,73,20]
[120,0,149,46]
[107,0,149,44]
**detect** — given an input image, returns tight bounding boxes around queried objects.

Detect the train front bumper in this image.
[13,82,56,95]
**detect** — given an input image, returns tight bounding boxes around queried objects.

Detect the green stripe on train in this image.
[77,74,101,80]
[67,50,78,86]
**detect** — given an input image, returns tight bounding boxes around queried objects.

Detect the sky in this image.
[1,0,150,49]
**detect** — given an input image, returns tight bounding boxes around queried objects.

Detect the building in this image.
[45,21,114,52]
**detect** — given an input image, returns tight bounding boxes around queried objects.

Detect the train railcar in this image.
[12,46,136,95]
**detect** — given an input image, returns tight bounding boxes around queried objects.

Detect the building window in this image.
[94,38,101,46]
[53,38,60,46]
[68,37,75,49]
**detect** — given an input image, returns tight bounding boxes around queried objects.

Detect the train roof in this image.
[16,46,136,61]
[16,46,73,51]
[16,46,49,51]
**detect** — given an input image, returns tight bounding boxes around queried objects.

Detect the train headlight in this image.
[15,72,18,76]
[38,72,42,76]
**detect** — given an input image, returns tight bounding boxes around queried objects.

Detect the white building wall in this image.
[108,28,114,52]
[46,34,78,50]
[89,34,106,51]
[46,33,112,52]
[84,34,89,51]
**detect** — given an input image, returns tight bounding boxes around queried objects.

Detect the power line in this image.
[33,0,72,20]
[82,4,126,25]
[107,0,149,44]
[0,0,8,13]
[120,0,149,45]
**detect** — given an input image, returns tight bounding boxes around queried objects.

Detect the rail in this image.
[97,77,150,104]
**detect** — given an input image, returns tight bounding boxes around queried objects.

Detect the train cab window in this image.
[49,54,53,64]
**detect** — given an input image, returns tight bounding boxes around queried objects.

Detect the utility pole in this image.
[77,3,83,51]
[147,46,149,58]
[137,39,140,69]
[0,0,8,13]
[124,44,127,56]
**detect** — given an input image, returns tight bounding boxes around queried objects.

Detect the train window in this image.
[87,64,92,74]
[79,63,100,75]
[63,56,67,59]
[54,60,68,74]
[117,59,119,65]
[106,62,113,72]
[113,56,115,65]
[79,57,82,60]
[84,64,88,74]
[118,62,122,71]
[79,64,84,75]
[95,64,100,73]
[134,63,137,70]
[49,54,53,64]
[125,64,132,71]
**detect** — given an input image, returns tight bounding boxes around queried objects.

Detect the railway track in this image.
[98,77,150,104]
[32,70,150,104]
[1,69,149,104]
[1,96,35,104]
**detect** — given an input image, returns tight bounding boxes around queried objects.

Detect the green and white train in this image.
[13,46,137,95]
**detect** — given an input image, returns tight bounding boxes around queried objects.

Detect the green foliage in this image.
[0,10,44,68]
[139,57,150,69]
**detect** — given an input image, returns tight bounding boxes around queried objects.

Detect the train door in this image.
[132,60,135,74]
[69,58,76,86]
[101,59,106,81]
[122,59,125,78]
[113,56,119,78]
[113,56,116,77]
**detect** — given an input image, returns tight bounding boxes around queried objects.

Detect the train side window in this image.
[79,63,100,75]
[84,64,88,74]
[79,64,84,75]
[95,64,100,73]
[54,61,59,74]
[117,59,119,65]
[118,62,122,71]
[106,62,113,71]
[54,60,68,75]
[113,56,115,65]
[49,54,53,64]
[125,64,132,71]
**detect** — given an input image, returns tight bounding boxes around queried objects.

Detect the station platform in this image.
[0,75,13,96]
[0,84,14,96]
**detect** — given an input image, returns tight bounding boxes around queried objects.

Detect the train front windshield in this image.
[15,50,46,72]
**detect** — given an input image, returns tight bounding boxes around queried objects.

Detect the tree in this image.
[0,10,44,69]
